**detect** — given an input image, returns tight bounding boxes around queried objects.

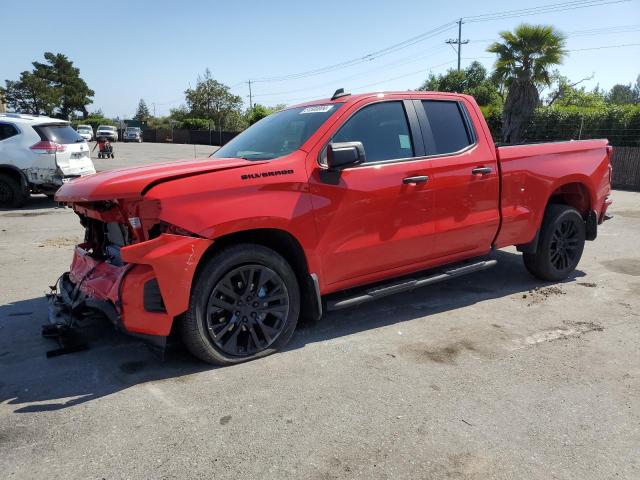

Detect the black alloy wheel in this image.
[205,264,289,356]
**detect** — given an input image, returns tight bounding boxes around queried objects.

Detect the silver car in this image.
[123,127,143,143]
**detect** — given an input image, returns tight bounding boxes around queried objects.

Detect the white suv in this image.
[0,113,96,207]
[96,125,118,142]
[76,124,94,141]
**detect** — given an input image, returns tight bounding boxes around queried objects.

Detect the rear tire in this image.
[0,174,27,208]
[523,205,586,281]
[181,244,300,365]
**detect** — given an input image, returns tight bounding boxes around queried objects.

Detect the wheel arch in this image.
[193,228,322,323]
[0,164,29,193]
[518,180,594,253]
[547,181,593,216]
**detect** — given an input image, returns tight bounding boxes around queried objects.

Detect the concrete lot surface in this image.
[0,143,639,479]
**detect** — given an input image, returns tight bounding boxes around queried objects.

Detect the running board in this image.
[326,259,497,311]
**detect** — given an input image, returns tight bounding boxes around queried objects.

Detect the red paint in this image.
[55,91,612,339]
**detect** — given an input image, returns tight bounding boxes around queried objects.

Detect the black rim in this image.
[205,264,289,357]
[0,180,12,204]
[549,218,580,271]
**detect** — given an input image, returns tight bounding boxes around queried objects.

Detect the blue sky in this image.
[2,0,639,118]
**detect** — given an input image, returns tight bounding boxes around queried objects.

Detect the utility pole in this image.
[152,102,156,117]
[247,80,253,109]
[445,18,469,71]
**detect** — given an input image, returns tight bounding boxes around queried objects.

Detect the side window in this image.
[0,123,19,141]
[422,101,472,155]
[333,101,414,163]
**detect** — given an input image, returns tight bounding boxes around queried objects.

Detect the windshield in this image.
[126,127,139,132]
[77,126,91,131]
[98,125,114,131]
[213,103,342,160]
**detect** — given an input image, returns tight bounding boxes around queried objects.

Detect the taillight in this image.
[30,141,67,154]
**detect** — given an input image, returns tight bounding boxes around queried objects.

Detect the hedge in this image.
[480,105,640,147]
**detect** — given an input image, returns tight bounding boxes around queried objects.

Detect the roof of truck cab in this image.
[287,91,470,109]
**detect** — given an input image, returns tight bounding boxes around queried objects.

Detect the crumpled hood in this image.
[55,157,267,202]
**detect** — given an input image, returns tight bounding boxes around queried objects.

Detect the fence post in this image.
[578,116,584,140]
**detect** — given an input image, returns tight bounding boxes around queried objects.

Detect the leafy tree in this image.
[134,99,151,121]
[183,69,243,130]
[1,52,93,118]
[32,52,94,118]
[488,24,567,143]
[418,61,501,106]
[606,83,637,105]
[245,104,286,125]
[2,72,58,115]
[546,71,605,108]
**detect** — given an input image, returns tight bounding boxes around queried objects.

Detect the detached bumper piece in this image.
[44,273,113,357]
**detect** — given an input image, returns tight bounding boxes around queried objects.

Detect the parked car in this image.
[0,113,96,206]
[96,125,118,142]
[76,124,94,141]
[52,90,612,365]
[123,127,143,143]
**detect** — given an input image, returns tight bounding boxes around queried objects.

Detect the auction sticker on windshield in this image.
[300,105,334,114]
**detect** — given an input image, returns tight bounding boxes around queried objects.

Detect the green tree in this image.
[134,99,151,121]
[1,52,93,118]
[32,52,94,119]
[606,83,637,105]
[245,104,285,125]
[418,61,501,106]
[183,69,243,130]
[1,72,58,115]
[488,24,567,143]
[546,72,605,108]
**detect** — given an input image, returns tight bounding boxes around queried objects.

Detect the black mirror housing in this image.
[326,142,366,170]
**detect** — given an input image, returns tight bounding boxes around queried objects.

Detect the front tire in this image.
[523,205,586,281]
[181,244,300,365]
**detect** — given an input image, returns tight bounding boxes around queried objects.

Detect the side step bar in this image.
[326,259,497,311]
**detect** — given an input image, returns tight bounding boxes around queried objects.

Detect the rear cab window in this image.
[331,101,414,164]
[420,100,474,155]
[34,123,84,144]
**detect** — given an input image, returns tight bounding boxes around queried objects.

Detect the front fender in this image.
[120,234,213,320]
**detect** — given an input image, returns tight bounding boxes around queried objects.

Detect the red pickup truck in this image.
[52,90,613,364]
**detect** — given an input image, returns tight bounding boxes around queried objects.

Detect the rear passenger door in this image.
[413,98,500,260]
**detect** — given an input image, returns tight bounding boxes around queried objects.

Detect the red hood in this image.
[55,157,267,202]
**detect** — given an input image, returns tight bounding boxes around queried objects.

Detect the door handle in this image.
[471,167,493,175]
[402,175,429,185]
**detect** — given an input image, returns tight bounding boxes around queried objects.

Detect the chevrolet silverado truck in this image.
[51,90,613,365]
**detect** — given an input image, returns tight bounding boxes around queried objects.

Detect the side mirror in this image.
[326,141,366,170]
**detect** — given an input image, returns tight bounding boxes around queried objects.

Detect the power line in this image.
[250,22,457,83]
[464,0,630,23]
[252,45,449,98]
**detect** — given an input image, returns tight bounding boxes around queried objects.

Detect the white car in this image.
[0,113,96,207]
[96,125,118,142]
[76,124,94,141]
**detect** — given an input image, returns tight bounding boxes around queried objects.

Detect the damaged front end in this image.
[46,197,212,355]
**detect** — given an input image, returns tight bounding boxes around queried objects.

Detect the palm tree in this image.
[488,24,567,143]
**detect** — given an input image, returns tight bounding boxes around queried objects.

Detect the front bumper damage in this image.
[45,234,213,355]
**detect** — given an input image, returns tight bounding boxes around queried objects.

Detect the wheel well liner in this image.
[547,182,591,215]
[194,228,322,322]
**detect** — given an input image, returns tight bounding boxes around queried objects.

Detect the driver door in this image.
[308,98,436,288]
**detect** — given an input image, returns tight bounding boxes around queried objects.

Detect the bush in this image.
[480,104,640,146]
[180,118,210,130]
